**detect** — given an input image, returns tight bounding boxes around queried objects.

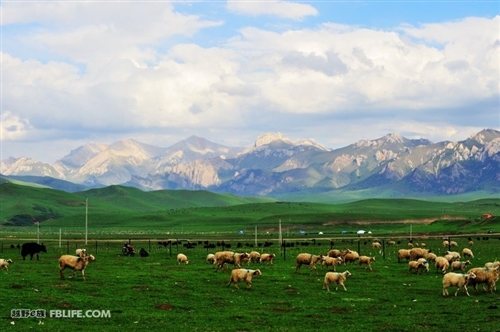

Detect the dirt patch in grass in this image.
[155,303,174,310]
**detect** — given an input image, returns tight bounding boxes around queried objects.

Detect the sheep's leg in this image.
[442,287,448,296]
[463,285,470,296]
[341,283,347,291]
[81,269,85,281]
[323,282,330,292]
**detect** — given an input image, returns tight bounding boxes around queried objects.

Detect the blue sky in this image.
[1,1,499,164]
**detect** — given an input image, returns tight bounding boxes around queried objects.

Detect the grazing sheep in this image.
[442,272,477,296]
[417,258,429,273]
[206,254,216,264]
[323,270,352,292]
[75,249,86,258]
[343,250,360,265]
[425,252,437,263]
[259,253,276,265]
[450,241,458,247]
[228,268,262,289]
[0,258,13,270]
[435,257,450,274]
[442,240,449,247]
[467,267,500,293]
[59,254,96,280]
[450,260,472,272]
[371,242,381,249]
[462,248,474,259]
[214,251,249,271]
[444,252,460,263]
[407,243,414,248]
[321,257,343,271]
[420,243,426,248]
[409,248,430,261]
[468,241,474,247]
[248,251,261,264]
[397,249,411,263]
[358,256,376,271]
[408,260,426,274]
[295,253,324,274]
[387,241,396,246]
[177,253,189,265]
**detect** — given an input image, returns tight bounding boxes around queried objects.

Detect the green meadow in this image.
[1,235,499,332]
[1,182,500,331]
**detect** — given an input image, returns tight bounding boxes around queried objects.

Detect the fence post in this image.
[382,239,385,260]
[95,240,98,254]
[283,240,286,261]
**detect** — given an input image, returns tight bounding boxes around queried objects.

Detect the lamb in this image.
[467,267,500,293]
[59,254,96,280]
[468,240,474,247]
[450,260,471,272]
[387,241,396,246]
[371,242,381,249]
[408,260,426,274]
[442,240,449,247]
[444,252,460,263]
[462,248,474,259]
[409,248,430,261]
[358,256,375,271]
[248,251,261,264]
[442,272,476,296]
[397,249,411,263]
[259,253,276,265]
[214,251,249,271]
[206,253,216,264]
[323,270,352,292]
[321,256,343,271]
[295,253,324,274]
[177,253,189,265]
[0,258,13,270]
[435,256,450,274]
[228,268,262,289]
[75,249,86,258]
[450,241,458,247]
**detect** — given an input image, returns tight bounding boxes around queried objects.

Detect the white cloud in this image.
[226,0,317,20]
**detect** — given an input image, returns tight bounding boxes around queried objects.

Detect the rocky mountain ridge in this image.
[1,129,499,197]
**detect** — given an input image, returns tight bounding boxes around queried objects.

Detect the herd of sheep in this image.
[1,239,499,296]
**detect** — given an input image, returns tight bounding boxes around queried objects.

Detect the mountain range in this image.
[1,129,499,200]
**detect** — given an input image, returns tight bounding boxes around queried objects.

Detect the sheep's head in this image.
[87,255,96,262]
[344,270,352,277]
[254,269,262,276]
[466,272,476,280]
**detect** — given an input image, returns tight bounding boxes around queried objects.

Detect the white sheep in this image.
[59,254,96,280]
[442,272,476,296]
[259,253,276,265]
[462,248,474,259]
[409,248,430,261]
[206,254,215,264]
[397,249,411,263]
[444,251,460,263]
[467,267,500,293]
[450,260,471,272]
[213,251,249,271]
[228,269,262,289]
[484,261,500,270]
[295,253,324,274]
[323,270,352,292]
[435,256,450,274]
[417,258,429,273]
[371,242,381,249]
[321,256,343,271]
[358,256,375,271]
[425,252,437,263]
[343,250,359,265]
[0,258,13,270]
[75,249,86,258]
[248,251,261,264]
[468,240,474,247]
[408,260,426,274]
[177,253,189,265]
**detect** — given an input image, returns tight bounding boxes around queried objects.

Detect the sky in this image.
[1,0,499,164]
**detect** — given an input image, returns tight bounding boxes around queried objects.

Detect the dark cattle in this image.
[21,242,47,260]
[139,248,149,257]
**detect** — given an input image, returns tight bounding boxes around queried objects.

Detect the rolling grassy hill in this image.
[1,179,500,237]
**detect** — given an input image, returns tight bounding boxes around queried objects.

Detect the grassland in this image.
[1,181,500,331]
[1,235,499,332]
